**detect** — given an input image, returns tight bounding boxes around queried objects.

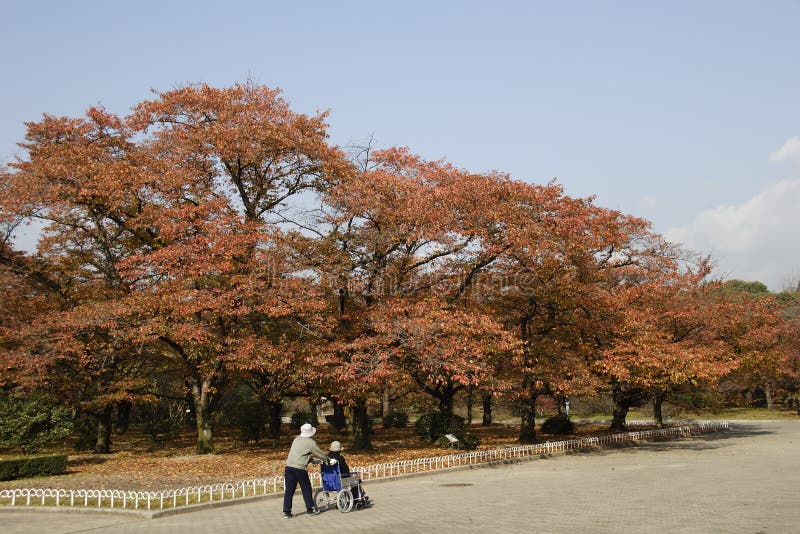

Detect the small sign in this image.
[444,433,459,443]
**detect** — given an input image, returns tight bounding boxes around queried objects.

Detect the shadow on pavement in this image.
[568,422,777,455]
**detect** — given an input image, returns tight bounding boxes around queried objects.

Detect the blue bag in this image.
[321,461,342,491]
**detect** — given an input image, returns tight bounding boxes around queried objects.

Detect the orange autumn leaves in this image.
[1,82,797,453]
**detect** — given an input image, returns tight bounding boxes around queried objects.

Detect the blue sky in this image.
[3,0,800,288]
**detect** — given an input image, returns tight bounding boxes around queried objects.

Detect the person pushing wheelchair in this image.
[282,423,332,518]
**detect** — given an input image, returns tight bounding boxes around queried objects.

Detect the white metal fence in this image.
[0,421,729,511]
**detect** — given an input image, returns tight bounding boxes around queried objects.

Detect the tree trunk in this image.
[350,399,372,451]
[437,386,456,417]
[611,402,629,432]
[74,411,97,451]
[611,383,632,432]
[115,400,132,435]
[555,395,565,416]
[94,405,113,454]
[382,387,391,418]
[193,378,214,454]
[519,381,538,443]
[329,396,347,431]
[764,384,773,410]
[652,391,665,428]
[267,400,283,439]
[518,317,537,443]
[309,398,320,425]
[466,387,474,425]
[481,391,493,426]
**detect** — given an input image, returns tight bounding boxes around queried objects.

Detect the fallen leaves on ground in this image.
[0,423,636,491]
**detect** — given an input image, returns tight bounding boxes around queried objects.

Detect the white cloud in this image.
[769,136,800,164]
[665,179,800,291]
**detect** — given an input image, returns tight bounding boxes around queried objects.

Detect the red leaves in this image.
[1,80,797,457]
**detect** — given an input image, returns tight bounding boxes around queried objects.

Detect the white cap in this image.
[300,423,316,438]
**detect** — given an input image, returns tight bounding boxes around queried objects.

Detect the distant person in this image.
[283,423,328,518]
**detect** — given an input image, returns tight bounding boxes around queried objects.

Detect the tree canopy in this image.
[1,82,797,453]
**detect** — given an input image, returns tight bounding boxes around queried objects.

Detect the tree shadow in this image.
[569,423,776,455]
[645,422,774,451]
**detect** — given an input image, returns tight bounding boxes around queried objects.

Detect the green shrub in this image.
[0,393,73,454]
[414,412,466,442]
[72,412,98,451]
[219,387,267,443]
[0,454,68,481]
[541,415,574,435]
[381,409,409,429]
[229,400,267,443]
[669,387,723,411]
[290,410,315,429]
[141,402,185,443]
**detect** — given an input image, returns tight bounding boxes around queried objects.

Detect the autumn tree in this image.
[0,110,161,452]
[717,284,793,410]
[0,83,346,454]
[306,147,493,450]
[86,82,345,453]
[373,298,517,416]
[595,260,739,428]
[776,289,800,413]
[6,80,791,459]
[434,171,662,441]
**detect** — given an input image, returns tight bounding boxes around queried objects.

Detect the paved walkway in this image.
[2,421,798,533]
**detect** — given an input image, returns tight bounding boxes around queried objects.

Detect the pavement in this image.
[2,420,798,533]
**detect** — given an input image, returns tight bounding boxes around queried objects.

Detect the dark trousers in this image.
[283,466,314,513]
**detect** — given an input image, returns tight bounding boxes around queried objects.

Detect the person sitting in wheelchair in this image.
[328,441,370,507]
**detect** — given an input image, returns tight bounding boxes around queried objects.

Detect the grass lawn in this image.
[684,407,800,420]
[611,406,800,421]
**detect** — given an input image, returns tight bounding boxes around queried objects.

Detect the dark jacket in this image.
[328,450,350,474]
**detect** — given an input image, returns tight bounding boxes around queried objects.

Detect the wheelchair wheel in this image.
[314,488,330,511]
[336,489,353,513]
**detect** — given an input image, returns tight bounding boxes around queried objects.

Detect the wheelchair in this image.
[313,461,369,513]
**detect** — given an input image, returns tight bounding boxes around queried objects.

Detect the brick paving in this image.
[2,420,798,533]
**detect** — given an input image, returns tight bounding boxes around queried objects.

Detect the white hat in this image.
[329,440,342,452]
[300,423,316,438]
